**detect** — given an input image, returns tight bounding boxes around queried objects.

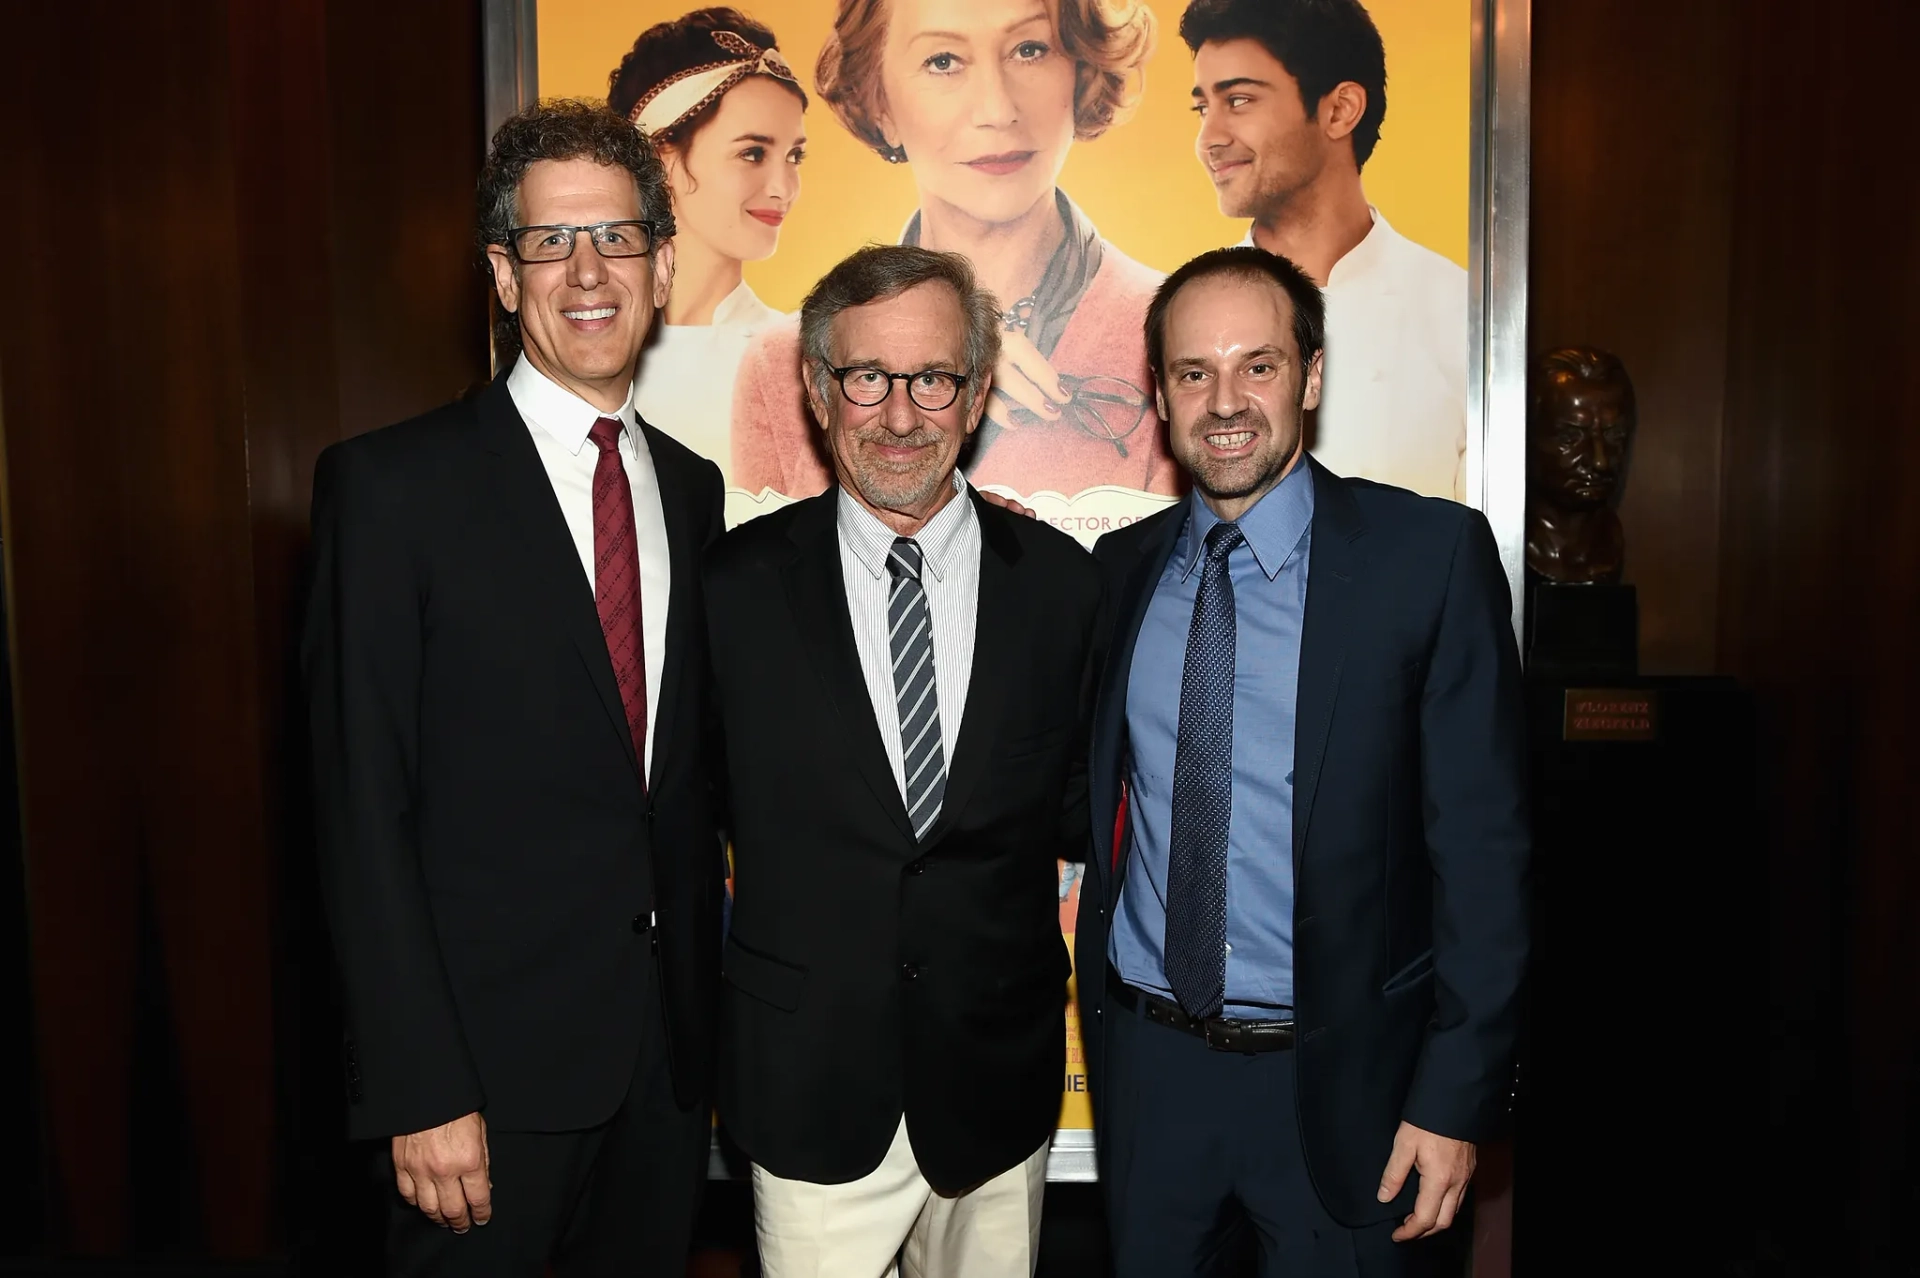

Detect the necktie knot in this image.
[1204,521,1245,564]
[887,537,924,583]
[588,416,624,454]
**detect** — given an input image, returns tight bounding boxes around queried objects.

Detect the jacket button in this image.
[907,860,926,875]
[900,963,920,981]
[631,915,650,934]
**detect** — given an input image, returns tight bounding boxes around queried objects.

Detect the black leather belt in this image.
[1108,970,1296,1053]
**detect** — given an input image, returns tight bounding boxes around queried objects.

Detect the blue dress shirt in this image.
[1110,462,1314,1016]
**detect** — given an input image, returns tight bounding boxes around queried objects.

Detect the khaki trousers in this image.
[751,1117,1049,1278]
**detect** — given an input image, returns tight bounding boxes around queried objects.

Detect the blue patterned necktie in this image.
[887,537,946,841]
[1165,520,1244,1019]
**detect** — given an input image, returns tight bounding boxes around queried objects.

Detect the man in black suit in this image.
[703,245,1099,1277]
[1076,247,1529,1276]
[303,100,723,1276]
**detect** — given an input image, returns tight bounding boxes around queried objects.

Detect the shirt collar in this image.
[1236,206,1393,285]
[508,353,638,455]
[1326,207,1391,287]
[708,280,777,329]
[1178,457,1315,583]
[837,472,975,583]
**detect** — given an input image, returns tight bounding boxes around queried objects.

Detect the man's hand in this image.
[393,1111,492,1232]
[976,489,1037,519]
[1377,1121,1475,1242]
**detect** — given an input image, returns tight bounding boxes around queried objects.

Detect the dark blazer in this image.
[703,490,1099,1194]
[1076,457,1529,1226]
[303,376,726,1141]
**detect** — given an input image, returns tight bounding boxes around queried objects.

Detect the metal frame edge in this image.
[482,0,539,147]
[1471,0,1532,644]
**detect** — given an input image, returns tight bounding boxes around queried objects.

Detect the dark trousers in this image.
[386,970,709,1278]
[1098,988,1462,1278]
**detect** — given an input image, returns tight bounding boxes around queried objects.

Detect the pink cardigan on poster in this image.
[729,243,1181,501]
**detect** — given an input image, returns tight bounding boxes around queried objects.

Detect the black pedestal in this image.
[1513,675,1761,1269]
[1526,581,1638,682]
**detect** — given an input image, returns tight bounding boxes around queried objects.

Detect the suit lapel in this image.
[471,379,641,780]
[641,420,701,792]
[1090,504,1186,906]
[1291,458,1369,873]
[779,493,917,843]
[922,496,1022,847]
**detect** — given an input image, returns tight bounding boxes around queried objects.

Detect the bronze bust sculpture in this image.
[1526,347,1636,584]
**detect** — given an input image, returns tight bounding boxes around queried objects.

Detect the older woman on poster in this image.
[732,0,1180,502]
[609,8,809,480]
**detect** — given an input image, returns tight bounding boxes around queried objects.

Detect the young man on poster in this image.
[1184,0,1470,502]
[1075,247,1528,1275]
[704,245,1098,1277]
[304,101,723,1276]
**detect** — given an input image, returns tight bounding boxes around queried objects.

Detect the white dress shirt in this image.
[631,280,781,487]
[1241,208,1468,500]
[508,354,671,778]
[837,475,981,802]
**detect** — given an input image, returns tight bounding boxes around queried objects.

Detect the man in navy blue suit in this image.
[1076,246,1528,1276]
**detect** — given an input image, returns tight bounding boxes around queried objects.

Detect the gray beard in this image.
[851,462,948,513]
[846,430,954,512]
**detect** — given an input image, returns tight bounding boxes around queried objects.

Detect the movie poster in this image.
[534,0,1472,1139]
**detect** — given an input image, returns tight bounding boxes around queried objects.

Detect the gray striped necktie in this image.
[887,537,946,841]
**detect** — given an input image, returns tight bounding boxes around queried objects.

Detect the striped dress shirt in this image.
[837,475,980,803]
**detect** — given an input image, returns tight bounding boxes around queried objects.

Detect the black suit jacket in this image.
[703,490,1099,1194]
[303,376,725,1141]
[1076,458,1529,1226]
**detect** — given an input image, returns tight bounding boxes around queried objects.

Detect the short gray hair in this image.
[799,245,1002,413]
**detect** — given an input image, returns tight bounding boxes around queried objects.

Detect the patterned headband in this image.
[628,29,798,138]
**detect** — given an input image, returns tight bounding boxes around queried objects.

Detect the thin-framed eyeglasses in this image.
[827,364,970,412]
[506,221,657,263]
[1000,374,1151,458]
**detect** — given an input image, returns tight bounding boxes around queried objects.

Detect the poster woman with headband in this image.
[730,0,1181,505]
[608,8,808,481]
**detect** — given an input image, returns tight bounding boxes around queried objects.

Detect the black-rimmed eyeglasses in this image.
[826,365,970,412]
[505,221,657,263]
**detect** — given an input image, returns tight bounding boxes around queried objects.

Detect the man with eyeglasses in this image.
[702,244,1101,1277]
[303,99,723,1276]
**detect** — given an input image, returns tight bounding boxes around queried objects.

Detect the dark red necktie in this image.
[588,417,647,782]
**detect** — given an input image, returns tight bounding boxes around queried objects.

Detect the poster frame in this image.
[479,0,1532,1180]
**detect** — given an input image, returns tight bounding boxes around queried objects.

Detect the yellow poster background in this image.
[536,0,1470,1135]
[540,0,1467,314]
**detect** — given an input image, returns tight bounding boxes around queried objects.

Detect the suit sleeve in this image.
[1056,570,1103,866]
[1402,509,1529,1142]
[695,458,731,851]
[303,442,485,1140]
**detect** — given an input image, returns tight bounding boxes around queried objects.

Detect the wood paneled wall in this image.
[1534,0,1920,1268]
[0,0,486,1255]
[1715,0,1920,1268]
[1530,0,1738,676]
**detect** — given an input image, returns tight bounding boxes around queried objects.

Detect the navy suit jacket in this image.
[1076,456,1529,1226]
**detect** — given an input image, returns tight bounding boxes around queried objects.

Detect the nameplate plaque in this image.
[1563,688,1659,742]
